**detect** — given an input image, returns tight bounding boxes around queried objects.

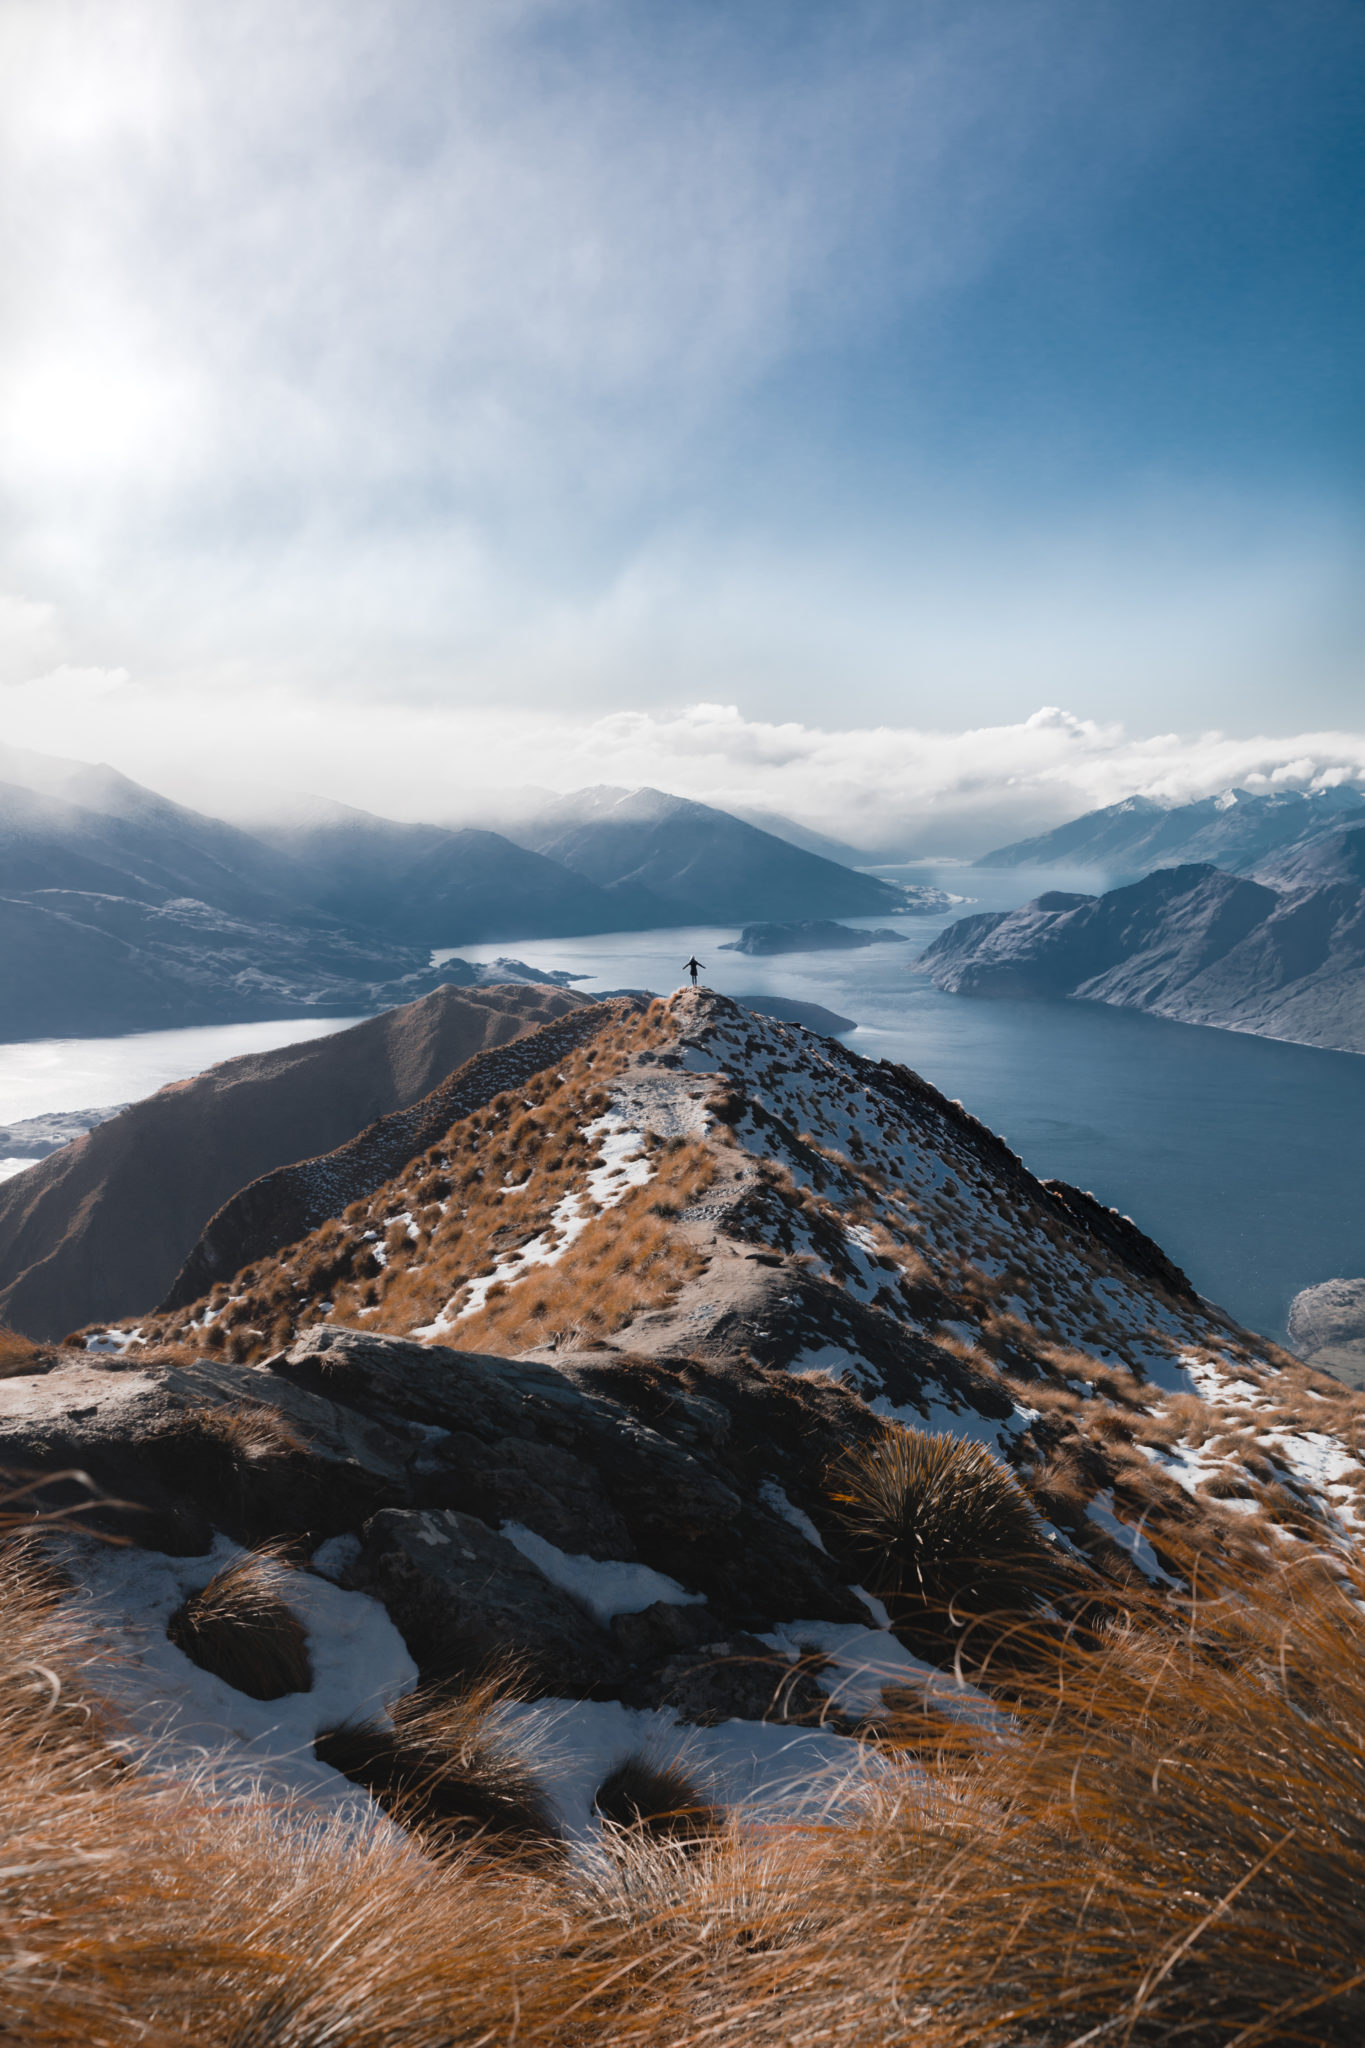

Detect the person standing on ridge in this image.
[685,956,704,987]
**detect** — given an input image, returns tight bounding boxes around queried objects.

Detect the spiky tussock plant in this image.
[13,1526,1365,2041]
[827,1422,1056,1622]
[315,1679,562,1867]
[166,1544,312,1701]
[594,1755,720,1844]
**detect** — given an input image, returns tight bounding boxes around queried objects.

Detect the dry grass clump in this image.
[828,1422,1058,1625]
[315,1679,561,1867]
[0,1322,62,1377]
[11,1514,1365,2039]
[594,1754,721,1844]
[166,1543,312,1701]
[168,1401,306,1463]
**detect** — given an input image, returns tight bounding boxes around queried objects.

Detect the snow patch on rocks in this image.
[54,1532,418,1814]
[499,1523,705,1628]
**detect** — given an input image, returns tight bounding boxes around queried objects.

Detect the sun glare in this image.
[3,358,187,475]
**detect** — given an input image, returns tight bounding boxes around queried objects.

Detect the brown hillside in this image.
[0,982,593,1341]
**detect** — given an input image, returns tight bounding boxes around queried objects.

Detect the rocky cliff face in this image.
[6,988,1361,1828]
[921,842,1365,1055]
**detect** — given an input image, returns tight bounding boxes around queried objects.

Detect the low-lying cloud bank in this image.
[3,667,1362,859]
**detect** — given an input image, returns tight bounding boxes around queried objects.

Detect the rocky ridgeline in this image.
[4,988,1363,1808]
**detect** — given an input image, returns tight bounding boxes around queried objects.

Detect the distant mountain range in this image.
[922,821,1365,1055]
[0,748,908,1040]
[977,786,1365,876]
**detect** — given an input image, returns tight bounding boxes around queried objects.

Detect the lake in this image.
[2,865,1361,1345]
[0,1015,362,1169]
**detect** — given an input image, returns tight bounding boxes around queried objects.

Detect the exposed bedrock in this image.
[1287,1278,1365,1389]
[0,1325,874,1714]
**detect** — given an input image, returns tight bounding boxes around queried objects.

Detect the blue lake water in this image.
[1,863,1360,1345]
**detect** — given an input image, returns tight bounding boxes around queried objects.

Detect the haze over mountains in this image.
[0,747,909,1041]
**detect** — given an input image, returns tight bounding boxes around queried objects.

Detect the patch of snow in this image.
[852,1584,894,1629]
[1085,1490,1179,1586]
[759,1481,827,1552]
[1263,1429,1360,1494]
[1136,1438,1223,1496]
[870,1391,1032,1461]
[762,1618,999,1727]
[55,1532,418,1814]
[500,1523,705,1628]
[500,1694,879,1844]
[786,1343,859,1380]
[83,1325,145,1354]
[310,1533,363,1582]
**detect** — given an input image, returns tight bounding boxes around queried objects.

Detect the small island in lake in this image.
[720,919,910,956]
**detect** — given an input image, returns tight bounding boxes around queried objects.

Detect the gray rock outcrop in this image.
[0,1323,876,1716]
[1287,1279,1365,1389]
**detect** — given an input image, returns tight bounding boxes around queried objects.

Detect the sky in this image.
[0,0,1362,852]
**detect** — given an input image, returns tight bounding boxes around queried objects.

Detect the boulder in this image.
[351,1506,623,1695]
[1288,1279,1365,1389]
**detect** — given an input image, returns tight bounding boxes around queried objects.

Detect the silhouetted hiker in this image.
[685,956,704,987]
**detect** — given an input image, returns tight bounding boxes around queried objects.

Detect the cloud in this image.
[4,655,1362,855]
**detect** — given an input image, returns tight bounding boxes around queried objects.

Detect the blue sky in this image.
[0,0,1361,843]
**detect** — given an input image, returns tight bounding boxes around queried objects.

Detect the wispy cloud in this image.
[3,661,1362,856]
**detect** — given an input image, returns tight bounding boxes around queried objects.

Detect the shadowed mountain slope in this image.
[248,800,635,944]
[921,840,1365,1055]
[0,771,327,922]
[161,995,612,1312]
[0,889,440,1040]
[513,785,911,923]
[0,768,451,1038]
[0,984,594,1341]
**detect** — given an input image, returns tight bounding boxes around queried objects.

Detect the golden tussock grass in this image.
[12,1531,1365,2042]
[166,1543,312,1702]
[446,1141,717,1353]
[828,1424,1062,1632]
[0,1322,63,1377]
[315,1674,563,1868]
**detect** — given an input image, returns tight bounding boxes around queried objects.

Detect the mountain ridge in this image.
[921,831,1365,1055]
